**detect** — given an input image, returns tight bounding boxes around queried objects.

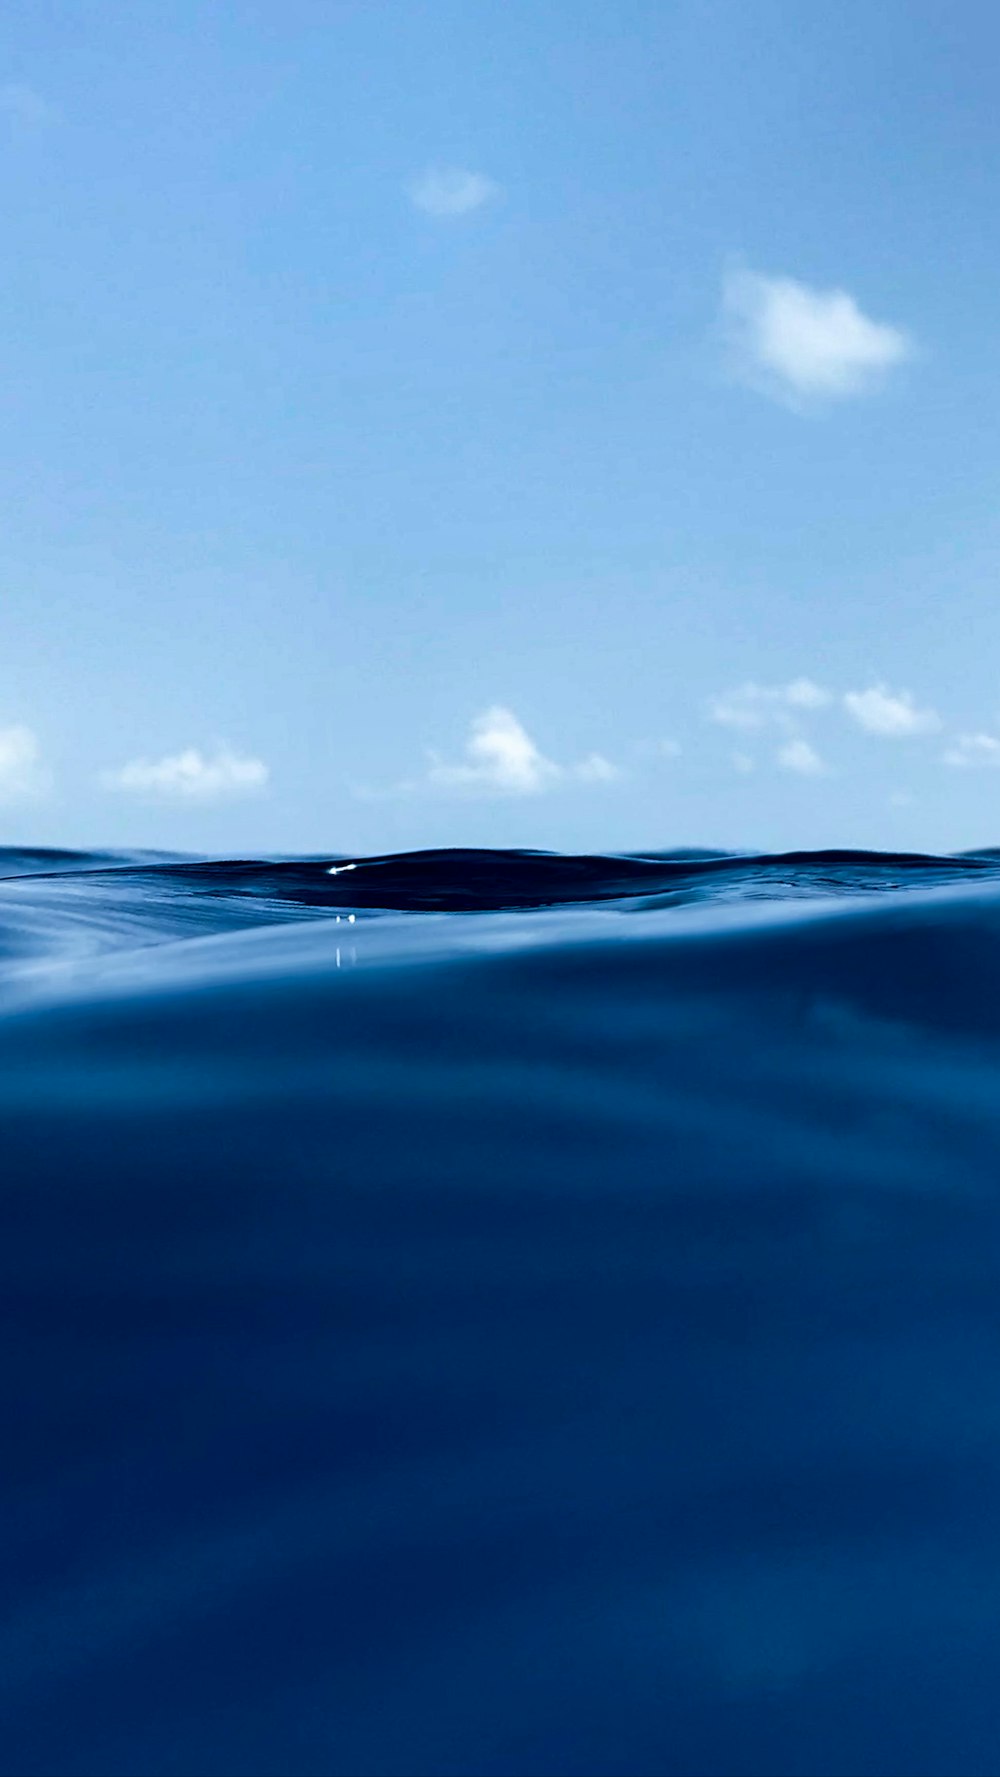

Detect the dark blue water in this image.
[6,843,1000,1776]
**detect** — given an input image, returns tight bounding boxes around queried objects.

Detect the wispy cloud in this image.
[722,267,913,404]
[843,685,941,737]
[635,738,682,762]
[709,679,833,775]
[0,725,50,801]
[365,706,620,801]
[0,83,58,136]
[407,166,499,218]
[942,732,1000,768]
[707,679,831,731]
[103,745,269,801]
[574,751,621,784]
[777,737,826,776]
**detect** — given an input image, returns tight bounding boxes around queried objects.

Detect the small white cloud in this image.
[103,745,269,802]
[428,707,558,795]
[843,684,941,737]
[574,751,621,784]
[777,737,826,776]
[408,166,499,218]
[0,83,58,134]
[942,732,1000,769]
[0,724,50,801]
[732,751,755,774]
[372,706,620,801]
[708,679,831,731]
[723,267,913,404]
[784,677,831,710]
[708,689,765,732]
[635,738,682,761]
[889,791,917,807]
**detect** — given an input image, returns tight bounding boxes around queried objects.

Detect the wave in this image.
[3,840,998,929]
[4,846,1000,1773]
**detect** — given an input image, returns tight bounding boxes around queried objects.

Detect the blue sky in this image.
[3,0,1000,857]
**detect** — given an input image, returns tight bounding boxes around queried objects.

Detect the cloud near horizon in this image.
[369,706,620,800]
[708,679,831,731]
[103,746,269,801]
[708,676,947,775]
[723,268,913,404]
[407,166,499,217]
[942,732,1000,768]
[843,684,941,737]
[428,707,559,795]
[777,737,827,776]
[0,725,50,801]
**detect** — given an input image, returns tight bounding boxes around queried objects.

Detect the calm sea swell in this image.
[4,845,1000,1775]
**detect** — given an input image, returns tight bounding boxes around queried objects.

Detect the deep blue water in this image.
[5,843,1000,1776]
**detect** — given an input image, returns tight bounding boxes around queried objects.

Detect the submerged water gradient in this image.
[5,843,1000,1776]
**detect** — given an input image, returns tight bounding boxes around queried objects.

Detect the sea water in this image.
[4,845,1000,1775]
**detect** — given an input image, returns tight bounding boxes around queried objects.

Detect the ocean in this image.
[4,843,1000,1775]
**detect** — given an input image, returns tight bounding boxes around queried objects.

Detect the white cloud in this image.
[942,732,1000,768]
[843,684,941,737]
[0,83,57,134]
[708,690,765,732]
[732,751,755,774]
[408,166,499,218]
[635,738,682,761]
[370,706,620,801]
[0,725,50,801]
[707,679,831,731]
[103,745,269,801]
[777,737,826,776]
[723,267,913,403]
[574,751,621,784]
[428,707,558,795]
[784,677,831,710]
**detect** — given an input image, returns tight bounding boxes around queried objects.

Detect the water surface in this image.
[4,844,1000,1776]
